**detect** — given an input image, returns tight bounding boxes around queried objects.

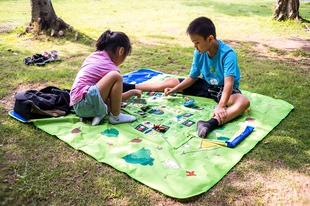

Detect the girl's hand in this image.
[131,89,143,98]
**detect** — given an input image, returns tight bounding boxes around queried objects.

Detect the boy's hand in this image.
[164,88,174,96]
[212,106,227,125]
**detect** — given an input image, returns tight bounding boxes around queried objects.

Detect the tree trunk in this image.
[273,0,303,21]
[27,0,77,38]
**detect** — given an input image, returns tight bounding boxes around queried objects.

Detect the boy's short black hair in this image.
[186,17,216,40]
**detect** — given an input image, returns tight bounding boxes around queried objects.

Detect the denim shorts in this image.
[180,78,241,103]
[73,85,108,118]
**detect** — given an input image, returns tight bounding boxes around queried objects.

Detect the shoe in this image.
[23,57,33,65]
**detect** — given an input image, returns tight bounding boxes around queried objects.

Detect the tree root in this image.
[51,17,78,40]
[25,16,79,40]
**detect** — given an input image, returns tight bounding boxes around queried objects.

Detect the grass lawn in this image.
[0,0,309,205]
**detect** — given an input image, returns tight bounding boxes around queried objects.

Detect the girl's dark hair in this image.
[96,30,132,56]
[186,17,216,40]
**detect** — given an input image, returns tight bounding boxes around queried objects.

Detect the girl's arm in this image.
[121,89,143,101]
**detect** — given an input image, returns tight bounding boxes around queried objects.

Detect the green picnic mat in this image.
[31,70,294,198]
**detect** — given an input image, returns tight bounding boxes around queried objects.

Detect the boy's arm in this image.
[165,76,196,95]
[218,76,234,108]
[212,76,234,124]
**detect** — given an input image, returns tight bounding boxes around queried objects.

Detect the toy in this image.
[141,105,150,111]
[183,97,195,107]
[153,124,167,132]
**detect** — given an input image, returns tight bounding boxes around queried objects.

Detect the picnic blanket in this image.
[24,69,294,198]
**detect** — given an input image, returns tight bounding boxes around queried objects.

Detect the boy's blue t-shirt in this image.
[189,40,240,88]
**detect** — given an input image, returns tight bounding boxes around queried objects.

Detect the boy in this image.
[132,17,250,138]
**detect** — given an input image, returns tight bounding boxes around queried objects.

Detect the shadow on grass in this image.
[60,29,96,47]
[1,35,309,205]
[223,39,309,167]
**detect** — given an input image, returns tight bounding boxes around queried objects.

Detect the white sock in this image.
[92,114,106,126]
[109,113,136,124]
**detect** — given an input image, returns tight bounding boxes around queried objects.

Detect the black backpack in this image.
[14,86,72,120]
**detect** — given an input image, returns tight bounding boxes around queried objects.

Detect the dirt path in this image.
[267,38,310,52]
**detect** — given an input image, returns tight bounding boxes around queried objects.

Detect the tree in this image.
[273,0,304,21]
[27,0,77,38]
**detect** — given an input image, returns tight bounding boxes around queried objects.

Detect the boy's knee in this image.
[233,95,250,111]
[243,97,250,109]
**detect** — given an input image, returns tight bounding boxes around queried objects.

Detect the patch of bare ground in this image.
[227,38,310,70]
[1,83,49,112]
[267,38,310,53]
[0,23,21,33]
[216,160,310,206]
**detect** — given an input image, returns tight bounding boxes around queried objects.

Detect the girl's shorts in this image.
[73,85,108,118]
[180,78,241,103]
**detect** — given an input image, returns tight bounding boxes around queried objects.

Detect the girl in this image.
[70,30,142,126]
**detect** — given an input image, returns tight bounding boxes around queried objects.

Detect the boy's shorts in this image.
[73,85,108,118]
[179,78,241,103]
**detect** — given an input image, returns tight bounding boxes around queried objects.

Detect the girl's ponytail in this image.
[96,30,112,51]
